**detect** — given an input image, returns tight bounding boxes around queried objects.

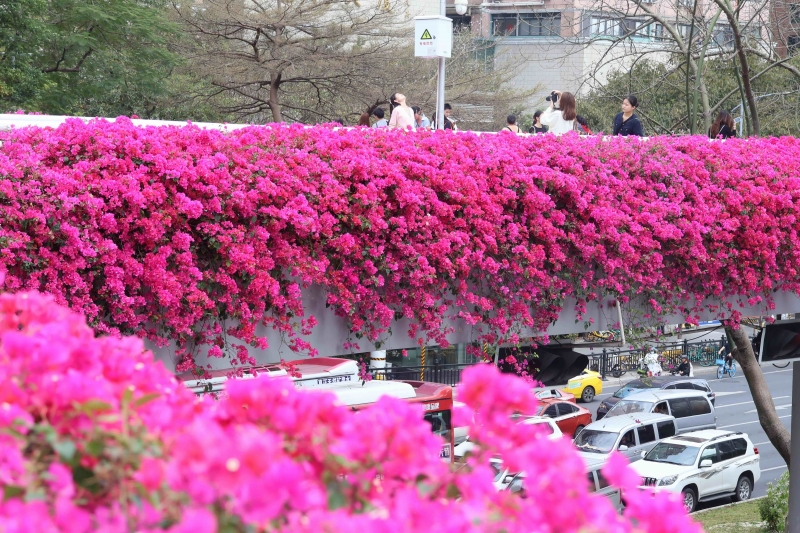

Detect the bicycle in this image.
[716,358,737,379]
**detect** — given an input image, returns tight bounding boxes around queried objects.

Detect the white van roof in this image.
[330,380,417,407]
[623,389,710,401]
[584,413,676,433]
[181,357,359,394]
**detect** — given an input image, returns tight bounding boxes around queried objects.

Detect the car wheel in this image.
[682,487,697,513]
[581,386,596,403]
[574,425,585,436]
[733,476,752,502]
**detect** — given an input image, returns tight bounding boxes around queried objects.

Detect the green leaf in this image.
[53,439,77,462]
[78,399,113,414]
[85,439,105,458]
[3,485,25,501]
[326,481,347,510]
[134,392,161,408]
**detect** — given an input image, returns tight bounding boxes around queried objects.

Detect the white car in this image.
[630,430,761,512]
[454,416,562,460]
[491,455,625,512]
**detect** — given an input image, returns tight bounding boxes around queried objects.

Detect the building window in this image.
[654,23,665,39]
[449,14,472,32]
[590,16,624,37]
[677,23,692,39]
[712,24,734,48]
[791,4,800,25]
[493,15,518,36]
[492,13,561,37]
[789,34,800,54]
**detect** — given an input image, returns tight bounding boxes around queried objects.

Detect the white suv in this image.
[630,430,761,512]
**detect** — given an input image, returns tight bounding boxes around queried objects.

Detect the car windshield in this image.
[605,400,654,417]
[613,382,647,399]
[644,442,700,466]
[489,462,507,482]
[573,430,618,454]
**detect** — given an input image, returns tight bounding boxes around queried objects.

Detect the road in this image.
[585,362,793,511]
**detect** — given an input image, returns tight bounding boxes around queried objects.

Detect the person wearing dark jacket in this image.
[613,95,644,136]
[709,110,736,139]
[676,356,692,377]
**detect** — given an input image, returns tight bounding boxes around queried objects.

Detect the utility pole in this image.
[436,0,446,130]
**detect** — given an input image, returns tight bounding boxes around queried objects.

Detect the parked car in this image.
[596,376,716,419]
[454,416,562,461]
[564,369,604,403]
[493,455,625,512]
[534,388,576,403]
[535,400,593,437]
[573,413,677,463]
[631,430,761,512]
[602,389,717,434]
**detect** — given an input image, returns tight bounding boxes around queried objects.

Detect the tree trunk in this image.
[268,71,283,123]
[727,326,790,465]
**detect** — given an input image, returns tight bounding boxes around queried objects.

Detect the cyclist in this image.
[718,345,735,370]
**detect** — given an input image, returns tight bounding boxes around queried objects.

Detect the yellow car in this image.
[564,369,603,403]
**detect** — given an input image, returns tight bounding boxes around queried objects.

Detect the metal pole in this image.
[436,0,446,130]
[601,349,607,381]
[420,346,426,382]
[787,362,800,533]
[616,299,626,347]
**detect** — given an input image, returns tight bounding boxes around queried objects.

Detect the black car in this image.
[596,376,715,420]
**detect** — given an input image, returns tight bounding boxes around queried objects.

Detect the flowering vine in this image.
[1,119,799,371]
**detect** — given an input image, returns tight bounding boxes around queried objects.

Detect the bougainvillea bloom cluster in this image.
[2,119,800,370]
[0,289,701,532]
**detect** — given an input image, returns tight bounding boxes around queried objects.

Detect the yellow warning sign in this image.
[420,29,432,40]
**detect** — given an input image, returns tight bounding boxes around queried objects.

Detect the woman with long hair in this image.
[613,95,644,136]
[540,91,577,134]
[709,110,736,139]
[388,93,415,130]
[357,112,371,127]
[528,110,548,133]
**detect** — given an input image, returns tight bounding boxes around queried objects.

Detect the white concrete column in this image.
[370,350,387,379]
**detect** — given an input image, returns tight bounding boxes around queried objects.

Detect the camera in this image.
[545,91,559,103]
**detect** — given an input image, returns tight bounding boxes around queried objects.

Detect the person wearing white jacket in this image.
[540,90,577,134]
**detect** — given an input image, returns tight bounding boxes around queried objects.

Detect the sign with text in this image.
[758,319,800,364]
[414,16,452,58]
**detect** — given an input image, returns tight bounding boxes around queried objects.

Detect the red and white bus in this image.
[178,358,455,461]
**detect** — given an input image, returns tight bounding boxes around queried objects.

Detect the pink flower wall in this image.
[2,118,799,371]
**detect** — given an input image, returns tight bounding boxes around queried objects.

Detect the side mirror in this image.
[503,475,516,484]
[640,451,647,458]
[700,459,713,468]
[619,445,629,451]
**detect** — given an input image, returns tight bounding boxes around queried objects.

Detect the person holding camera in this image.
[540,90,577,134]
[613,95,644,137]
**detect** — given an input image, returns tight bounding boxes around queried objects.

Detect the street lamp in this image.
[454,0,468,15]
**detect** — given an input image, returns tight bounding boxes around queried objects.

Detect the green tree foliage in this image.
[580,57,800,137]
[0,0,185,117]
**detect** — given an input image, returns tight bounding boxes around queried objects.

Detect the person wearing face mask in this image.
[388,93,416,130]
[613,95,644,137]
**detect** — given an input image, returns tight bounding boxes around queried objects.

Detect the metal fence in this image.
[588,337,741,380]
[376,363,486,386]
[379,336,752,385]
